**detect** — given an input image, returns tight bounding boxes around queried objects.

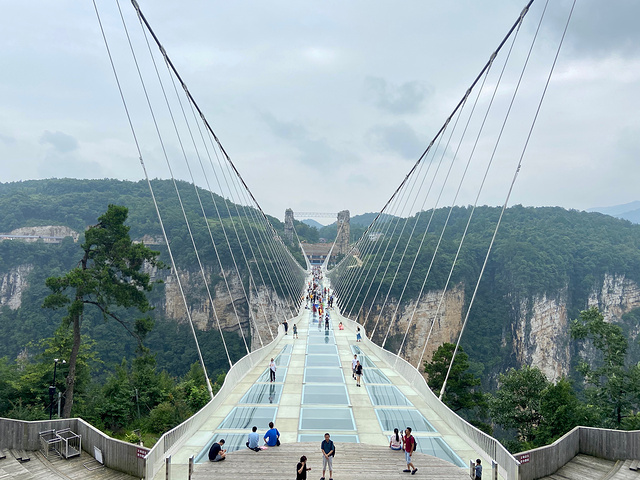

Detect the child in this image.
[293,323,298,339]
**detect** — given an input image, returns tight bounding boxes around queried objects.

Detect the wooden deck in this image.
[192,442,469,480]
[540,454,640,480]
[0,449,138,480]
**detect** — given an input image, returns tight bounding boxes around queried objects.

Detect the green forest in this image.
[1,178,639,451]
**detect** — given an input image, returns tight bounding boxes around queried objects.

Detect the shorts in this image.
[405,451,412,464]
[322,455,333,470]
[212,454,225,462]
[390,445,402,450]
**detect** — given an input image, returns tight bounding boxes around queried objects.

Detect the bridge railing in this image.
[515,426,640,480]
[0,417,147,477]
[144,311,303,479]
[336,312,521,480]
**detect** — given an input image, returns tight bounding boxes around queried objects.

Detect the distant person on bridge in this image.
[283,319,289,335]
[352,355,358,380]
[208,439,226,462]
[355,360,363,387]
[390,428,402,450]
[269,358,276,382]
[293,323,298,338]
[356,326,362,342]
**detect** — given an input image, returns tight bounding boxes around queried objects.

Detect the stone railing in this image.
[335,310,521,480]
[515,427,640,480]
[0,417,147,477]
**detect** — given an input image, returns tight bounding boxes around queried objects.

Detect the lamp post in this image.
[49,358,65,420]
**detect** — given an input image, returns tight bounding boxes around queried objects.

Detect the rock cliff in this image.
[0,264,34,310]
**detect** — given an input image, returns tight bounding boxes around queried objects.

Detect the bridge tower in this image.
[336,210,350,255]
[284,208,295,243]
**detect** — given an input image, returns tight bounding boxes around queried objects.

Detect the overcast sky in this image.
[1,0,638,222]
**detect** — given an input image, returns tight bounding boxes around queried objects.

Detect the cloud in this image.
[366,122,426,160]
[259,111,358,168]
[0,133,16,145]
[364,77,431,115]
[39,130,78,153]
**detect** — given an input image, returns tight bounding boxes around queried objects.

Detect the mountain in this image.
[300,218,324,229]
[588,201,640,224]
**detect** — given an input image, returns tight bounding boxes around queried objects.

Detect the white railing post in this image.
[188,455,194,479]
[165,455,171,480]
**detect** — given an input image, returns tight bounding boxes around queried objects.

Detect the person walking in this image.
[403,427,418,475]
[356,326,362,342]
[355,360,363,387]
[283,319,289,335]
[296,455,311,480]
[320,433,335,480]
[269,358,276,382]
[293,323,298,338]
[352,355,358,380]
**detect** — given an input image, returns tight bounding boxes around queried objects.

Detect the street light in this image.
[49,358,66,420]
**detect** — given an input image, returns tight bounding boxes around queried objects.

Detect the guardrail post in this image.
[470,459,475,478]
[165,455,171,480]
[188,455,194,479]
[492,459,498,480]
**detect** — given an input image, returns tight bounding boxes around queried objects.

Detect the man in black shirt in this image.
[296,455,311,480]
[208,439,226,462]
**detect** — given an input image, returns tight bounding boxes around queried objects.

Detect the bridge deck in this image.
[157,288,481,479]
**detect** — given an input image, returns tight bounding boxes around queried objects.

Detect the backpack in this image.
[412,437,417,452]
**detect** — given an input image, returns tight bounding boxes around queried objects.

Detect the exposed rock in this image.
[0,264,34,310]
[8,225,79,242]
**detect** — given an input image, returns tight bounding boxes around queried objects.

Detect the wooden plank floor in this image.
[540,454,640,480]
[0,450,138,480]
[192,442,468,480]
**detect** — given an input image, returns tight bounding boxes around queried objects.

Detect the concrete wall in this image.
[0,417,147,478]
[516,427,640,480]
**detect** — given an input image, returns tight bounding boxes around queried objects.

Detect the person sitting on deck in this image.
[390,428,402,450]
[208,439,226,462]
[246,426,260,451]
[264,421,281,446]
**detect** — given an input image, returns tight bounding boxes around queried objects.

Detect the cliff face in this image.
[364,274,640,381]
[159,266,290,350]
[0,264,34,310]
[364,285,465,369]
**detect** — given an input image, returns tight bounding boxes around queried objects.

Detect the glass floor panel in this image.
[304,368,345,384]
[300,407,355,431]
[350,345,363,355]
[305,355,342,367]
[375,409,436,433]
[366,385,412,406]
[363,368,391,384]
[308,329,335,336]
[195,433,247,463]
[307,344,338,355]
[307,335,336,345]
[298,434,359,443]
[239,384,283,404]
[218,406,277,430]
[280,344,293,354]
[359,356,377,368]
[275,354,290,366]
[302,384,349,405]
[257,367,287,383]
[414,436,466,468]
